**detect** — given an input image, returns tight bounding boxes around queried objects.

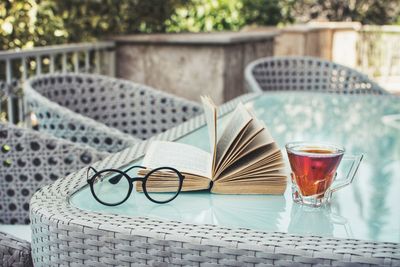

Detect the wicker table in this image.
[31,92,400,266]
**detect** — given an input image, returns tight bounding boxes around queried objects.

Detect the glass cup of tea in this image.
[285,142,363,207]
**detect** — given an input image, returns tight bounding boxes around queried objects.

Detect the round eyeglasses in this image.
[87,165,185,205]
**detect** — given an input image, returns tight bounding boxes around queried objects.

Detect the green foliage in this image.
[1,0,400,51]
[241,0,294,26]
[290,0,400,25]
[0,0,65,50]
[165,0,292,32]
[53,0,187,42]
[166,0,244,32]
[0,0,187,50]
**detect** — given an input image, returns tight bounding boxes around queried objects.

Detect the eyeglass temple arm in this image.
[87,166,98,181]
[108,165,147,184]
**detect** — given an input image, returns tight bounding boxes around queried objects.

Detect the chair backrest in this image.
[0,123,108,224]
[25,73,203,141]
[24,77,140,153]
[245,56,389,95]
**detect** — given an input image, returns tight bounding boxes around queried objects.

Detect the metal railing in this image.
[0,41,116,123]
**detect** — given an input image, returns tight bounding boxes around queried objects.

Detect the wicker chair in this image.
[24,73,203,153]
[0,123,108,266]
[245,56,389,95]
[0,231,33,267]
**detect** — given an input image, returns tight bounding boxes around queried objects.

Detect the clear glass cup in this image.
[286,142,363,207]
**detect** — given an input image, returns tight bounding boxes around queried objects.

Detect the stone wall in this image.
[244,22,400,94]
[113,32,276,104]
[245,22,361,69]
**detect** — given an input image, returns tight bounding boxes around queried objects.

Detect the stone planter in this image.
[113,32,277,104]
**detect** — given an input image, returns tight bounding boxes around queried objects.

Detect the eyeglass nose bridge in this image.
[129,177,146,183]
[113,165,147,184]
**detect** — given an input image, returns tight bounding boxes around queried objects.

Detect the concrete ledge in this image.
[112,32,278,46]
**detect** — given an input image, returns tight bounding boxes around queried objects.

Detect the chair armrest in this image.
[0,123,109,224]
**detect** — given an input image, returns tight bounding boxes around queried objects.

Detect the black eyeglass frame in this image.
[87,165,185,205]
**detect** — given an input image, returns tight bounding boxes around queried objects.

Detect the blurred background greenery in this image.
[1,0,400,50]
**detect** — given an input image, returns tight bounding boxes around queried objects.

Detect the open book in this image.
[138,96,287,194]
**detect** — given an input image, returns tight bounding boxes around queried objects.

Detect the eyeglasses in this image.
[87,165,185,205]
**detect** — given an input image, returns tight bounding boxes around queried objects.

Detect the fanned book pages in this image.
[138,96,287,194]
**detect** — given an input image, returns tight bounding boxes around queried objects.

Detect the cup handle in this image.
[330,154,363,192]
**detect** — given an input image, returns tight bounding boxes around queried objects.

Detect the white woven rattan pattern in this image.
[245,56,389,95]
[0,231,33,267]
[30,93,399,266]
[24,73,202,153]
[0,123,108,225]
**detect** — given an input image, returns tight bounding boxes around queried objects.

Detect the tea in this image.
[286,142,362,207]
[287,148,343,197]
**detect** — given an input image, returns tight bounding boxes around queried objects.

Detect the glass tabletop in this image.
[70,92,400,243]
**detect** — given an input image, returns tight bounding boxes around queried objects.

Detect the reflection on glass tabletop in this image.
[70,92,400,243]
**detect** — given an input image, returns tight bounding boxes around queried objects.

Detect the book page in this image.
[211,180,286,194]
[214,103,252,177]
[225,127,275,168]
[201,96,217,174]
[142,141,212,178]
[215,120,265,175]
[216,144,281,181]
